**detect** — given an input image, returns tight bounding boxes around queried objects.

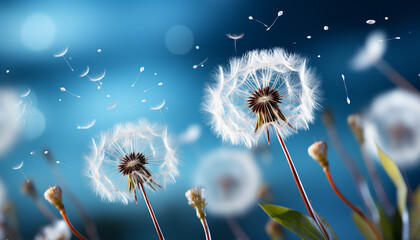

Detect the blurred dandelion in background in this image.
[34,220,71,240]
[351,30,387,71]
[194,148,261,216]
[364,89,420,168]
[0,89,25,157]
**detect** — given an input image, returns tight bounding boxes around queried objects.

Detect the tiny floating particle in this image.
[323,26,329,31]
[97,49,102,53]
[317,55,321,58]
[106,94,110,98]
[5,69,10,74]
[366,19,376,25]
[195,45,199,50]
[141,99,146,103]
[30,151,35,155]
[58,99,62,102]
[44,150,48,155]
[385,17,389,20]
[306,35,312,39]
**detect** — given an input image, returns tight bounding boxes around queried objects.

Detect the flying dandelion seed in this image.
[144,82,163,93]
[20,88,31,98]
[341,74,351,104]
[60,87,81,98]
[13,161,29,182]
[266,11,283,31]
[193,57,208,69]
[366,19,376,25]
[226,33,244,54]
[131,67,145,88]
[378,36,401,42]
[248,16,268,28]
[88,70,106,82]
[77,119,96,130]
[323,26,329,31]
[351,30,386,70]
[80,66,90,77]
[106,102,118,110]
[150,99,165,110]
[195,148,261,216]
[55,161,71,168]
[179,124,202,144]
[53,47,73,72]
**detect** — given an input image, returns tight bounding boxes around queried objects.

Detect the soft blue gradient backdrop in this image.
[0,0,419,239]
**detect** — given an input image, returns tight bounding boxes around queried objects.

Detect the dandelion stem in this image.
[376,60,419,94]
[200,218,212,240]
[275,130,330,240]
[138,182,165,240]
[60,209,87,240]
[359,144,394,216]
[324,119,379,222]
[323,168,381,240]
[226,217,250,240]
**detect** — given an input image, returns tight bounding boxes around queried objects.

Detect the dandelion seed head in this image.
[203,48,320,148]
[85,119,179,204]
[195,148,261,216]
[364,89,420,168]
[34,220,71,240]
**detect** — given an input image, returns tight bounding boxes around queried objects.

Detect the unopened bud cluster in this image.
[308,141,329,168]
[185,187,207,220]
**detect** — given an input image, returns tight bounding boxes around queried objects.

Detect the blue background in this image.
[0,0,419,239]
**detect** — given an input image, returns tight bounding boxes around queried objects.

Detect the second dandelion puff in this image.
[85,119,179,240]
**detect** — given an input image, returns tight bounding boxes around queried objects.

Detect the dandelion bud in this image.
[185,187,207,220]
[44,186,64,211]
[265,220,283,240]
[257,184,274,203]
[21,180,37,199]
[347,113,364,144]
[308,141,328,168]
[321,109,334,127]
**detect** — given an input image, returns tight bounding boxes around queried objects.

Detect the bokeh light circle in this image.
[21,13,56,51]
[165,25,194,55]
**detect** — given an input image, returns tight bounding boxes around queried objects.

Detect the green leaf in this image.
[315,212,339,240]
[259,203,325,240]
[352,212,377,240]
[376,144,408,240]
[377,204,393,240]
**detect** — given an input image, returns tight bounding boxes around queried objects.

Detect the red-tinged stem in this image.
[275,130,330,240]
[200,218,212,240]
[138,182,165,240]
[376,60,419,94]
[60,209,87,240]
[324,168,381,240]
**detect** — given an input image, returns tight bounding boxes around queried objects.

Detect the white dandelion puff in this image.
[77,119,96,130]
[364,89,420,168]
[203,48,320,148]
[84,119,179,204]
[195,148,261,216]
[34,220,71,240]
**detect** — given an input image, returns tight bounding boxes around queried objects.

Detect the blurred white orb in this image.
[21,13,55,51]
[23,108,46,139]
[351,31,386,71]
[364,89,420,168]
[165,25,194,55]
[195,148,261,216]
